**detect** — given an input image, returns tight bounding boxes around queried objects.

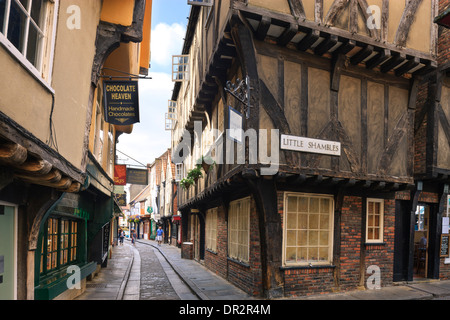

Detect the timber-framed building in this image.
[170,0,449,298]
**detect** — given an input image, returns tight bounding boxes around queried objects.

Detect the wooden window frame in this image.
[228,197,250,263]
[283,193,335,267]
[366,198,384,243]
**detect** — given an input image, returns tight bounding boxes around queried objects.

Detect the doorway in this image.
[0,204,17,300]
[413,204,429,279]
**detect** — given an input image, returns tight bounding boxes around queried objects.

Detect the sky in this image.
[115,0,191,168]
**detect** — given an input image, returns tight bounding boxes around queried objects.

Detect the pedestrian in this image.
[119,228,124,245]
[156,226,164,246]
[131,229,137,245]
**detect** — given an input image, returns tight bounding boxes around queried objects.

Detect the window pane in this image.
[287,196,297,212]
[297,247,307,262]
[310,198,320,213]
[320,214,329,229]
[319,247,328,261]
[298,197,308,212]
[286,230,296,246]
[8,0,27,52]
[286,247,296,262]
[298,214,307,229]
[287,213,297,229]
[309,230,319,246]
[0,0,5,33]
[297,230,307,246]
[309,214,319,229]
[319,231,329,246]
[30,0,43,27]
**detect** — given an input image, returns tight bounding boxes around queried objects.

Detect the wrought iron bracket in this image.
[224,75,252,119]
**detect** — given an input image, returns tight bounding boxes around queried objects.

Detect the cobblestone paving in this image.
[134,242,180,300]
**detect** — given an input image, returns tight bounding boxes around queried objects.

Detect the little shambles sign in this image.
[103,81,140,125]
[281,134,341,156]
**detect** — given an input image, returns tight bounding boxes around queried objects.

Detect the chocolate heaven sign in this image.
[103,81,140,125]
[281,134,341,156]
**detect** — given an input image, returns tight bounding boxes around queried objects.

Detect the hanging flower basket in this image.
[187,165,203,183]
[180,177,194,190]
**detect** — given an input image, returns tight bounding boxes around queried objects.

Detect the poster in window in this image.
[103,81,140,125]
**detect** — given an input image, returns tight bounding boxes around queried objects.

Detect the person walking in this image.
[156,226,164,246]
[131,229,137,245]
[118,228,124,245]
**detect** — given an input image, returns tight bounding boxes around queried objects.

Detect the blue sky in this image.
[116,0,191,167]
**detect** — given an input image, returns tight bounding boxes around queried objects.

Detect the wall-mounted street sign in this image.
[103,81,140,125]
[281,134,341,156]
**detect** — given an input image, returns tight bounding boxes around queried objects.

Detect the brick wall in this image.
[204,198,263,296]
[281,194,396,297]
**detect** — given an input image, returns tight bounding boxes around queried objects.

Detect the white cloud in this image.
[116,22,186,167]
[150,22,185,68]
[116,72,174,166]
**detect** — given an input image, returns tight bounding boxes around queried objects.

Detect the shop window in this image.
[283,193,334,266]
[366,199,384,243]
[40,217,79,275]
[206,208,217,252]
[228,197,250,263]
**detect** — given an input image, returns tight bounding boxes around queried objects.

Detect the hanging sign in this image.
[103,81,140,125]
[228,106,243,143]
[114,165,127,186]
[126,168,148,185]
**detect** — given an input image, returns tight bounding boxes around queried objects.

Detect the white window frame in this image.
[206,208,218,252]
[228,197,250,263]
[366,199,384,243]
[0,0,58,92]
[175,163,183,182]
[172,55,189,82]
[283,193,335,267]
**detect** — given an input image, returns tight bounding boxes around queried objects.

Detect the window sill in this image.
[206,248,217,255]
[365,242,386,247]
[35,261,97,300]
[227,257,250,268]
[280,264,336,271]
[0,33,54,94]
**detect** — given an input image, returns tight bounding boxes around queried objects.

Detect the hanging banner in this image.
[114,165,127,186]
[103,81,140,125]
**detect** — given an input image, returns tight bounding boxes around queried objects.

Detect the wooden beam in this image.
[314,34,338,56]
[288,0,306,20]
[335,38,356,55]
[277,23,298,47]
[324,0,349,26]
[296,29,320,51]
[365,49,390,69]
[380,52,406,73]
[256,16,271,41]
[0,142,27,166]
[350,45,374,65]
[395,0,424,47]
[15,158,53,176]
[395,57,420,77]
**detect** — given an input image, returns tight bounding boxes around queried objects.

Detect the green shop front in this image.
[34,153,117,300]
